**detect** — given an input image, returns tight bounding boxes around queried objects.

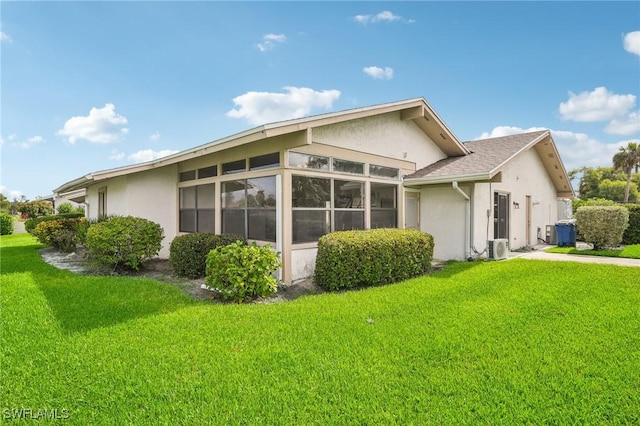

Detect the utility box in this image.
[556,219,577,247]
[545,225,557,245]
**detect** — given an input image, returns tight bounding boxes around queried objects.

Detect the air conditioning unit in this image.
[488,239,509,260]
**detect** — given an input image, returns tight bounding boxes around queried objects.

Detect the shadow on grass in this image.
[428,260,486,279]
[1,241,196,334]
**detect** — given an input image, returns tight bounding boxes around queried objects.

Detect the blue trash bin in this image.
[555,219,577,247]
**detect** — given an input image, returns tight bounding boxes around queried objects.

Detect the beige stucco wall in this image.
[312,112,447,170]
[291,247,318,282]
[472,149,559,253]
[420,184,468,261]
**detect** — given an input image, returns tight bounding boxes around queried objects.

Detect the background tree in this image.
[613,142,640,203]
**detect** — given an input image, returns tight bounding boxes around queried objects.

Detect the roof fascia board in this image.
[485,130,549,176]
[404,172,496,186]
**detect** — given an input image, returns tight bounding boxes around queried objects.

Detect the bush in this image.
[205,241,281,302]
[32,218,85,253]
[85,216,164,270]
[575,206,629,250]
[170,233,246,278]
[0,212,14,235]
[572,197,616,214]
[25,213,85,234]
[622,204,640,245]
[314,228,434,291]
[56,202,74,214]
[16,200,54,219]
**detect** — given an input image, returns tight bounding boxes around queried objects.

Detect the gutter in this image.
[452,181,472,260]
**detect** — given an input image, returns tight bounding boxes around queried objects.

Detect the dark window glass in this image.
[369,164,399,179]
[333,158,364,175]
[292,176,330,208]
[198,165,217,179]
[179,185,215,233]
[197,210,215,233]
[248,210,276,241]
[334,180,364,208]
[289,152,329,170]
[179,210,196,233]
[250,152,280,170]
[197,184,215,209]
[179,170,196,182]
[222,180,246,208]
[371,210,397,229]
[334,211,365,231]
[247,177,277,208]
[371,183,397,229]
[222,159,246,175]
[292,210,330,243]
[221,176,277,241]
[222,210,245,236]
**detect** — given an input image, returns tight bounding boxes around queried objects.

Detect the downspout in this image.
[452,182,471,260]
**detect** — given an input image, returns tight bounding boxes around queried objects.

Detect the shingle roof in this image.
[405,130,548,180]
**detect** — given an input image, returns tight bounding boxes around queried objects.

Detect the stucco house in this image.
[54,97,573,284]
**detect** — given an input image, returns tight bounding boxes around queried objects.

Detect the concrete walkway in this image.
[508,244,640,268]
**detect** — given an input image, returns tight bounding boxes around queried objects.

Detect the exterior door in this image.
[493,192,509,239]
[404,192,420,230]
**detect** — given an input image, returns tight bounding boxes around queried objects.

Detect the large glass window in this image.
[289,152,330,170]
[334,179,364,231]
[333,158,364,175]
[369,164,399,179]
[179,170,196,182]
[221,176,276,242]
[222,159,246,175]
[250,153,280,170]
[179,183,215,233]
[370,183,397,228]
[198,165,217,179]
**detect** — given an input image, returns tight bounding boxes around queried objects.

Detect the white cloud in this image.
[127,149,178,163]
[257,33,286,52]
[623,31,640,56]
[363,66,394,80]
[352,10,412,25]
[605,110,640,135]
[226,86,341,126]
[57,103,129,144]
[559,87,636,122]
[9,190,24,200]
[1,31,11,42]
[109,149,125,161]
[13,135,45,149]
[478,125,624,171]
[149,131,160,141]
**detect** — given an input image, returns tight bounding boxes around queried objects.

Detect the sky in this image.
[1,1,639,201]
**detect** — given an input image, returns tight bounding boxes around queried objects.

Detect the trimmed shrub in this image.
[32,218,85,253]
[575,206,629,250]
[0,212,14,235]
[85,216,164,270]
[205,241,281,302]
[314,228,434,291]
[25,213,85,234]
[622,204,640,245]
[16,200,54,219]
[572,197,616,214]
[170,233,246,278]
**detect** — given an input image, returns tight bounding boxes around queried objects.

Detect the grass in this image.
[546,243,640,259]
[2,234,639,424]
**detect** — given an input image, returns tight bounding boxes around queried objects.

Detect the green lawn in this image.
[546,244,640,259]
[2,234,639,424]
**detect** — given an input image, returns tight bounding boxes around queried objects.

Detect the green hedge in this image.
[0,212,14,235]
[32,218,85,253]
[85,216,164,271]
[25,213,85,234]
[622,204,640,245]
[575,206,629,250]
[314,228,434,291]
[169,233,246,278]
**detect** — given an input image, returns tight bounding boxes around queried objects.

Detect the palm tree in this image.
[612,142,640,203]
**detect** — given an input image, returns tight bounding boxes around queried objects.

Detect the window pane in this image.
[334,211,364,231]
[371,210,397,229]
[179,170,196,182]
[292,210,330,243]
[222,209,245,237]
[369,165,399,179]
[247,176,277,208]
[222,180,246,208]
[197,184,215,209]
[250,152,280,170]
[222,159,246,174]
[180,187,196,208]
[179,210,196,233]
[370,183,396,208]
[196,210,215,233]
[333,158,364,175]
[292,176,330,208]
[289,152,329,170]
[248,210,276,242]
[334,180,364,208]
[198,165,217,179]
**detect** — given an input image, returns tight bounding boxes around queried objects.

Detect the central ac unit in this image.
[488,239,509,260]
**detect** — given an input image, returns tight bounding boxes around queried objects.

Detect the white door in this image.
[404,192,420,229]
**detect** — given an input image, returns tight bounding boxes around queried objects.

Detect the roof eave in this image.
[403,172,497,186]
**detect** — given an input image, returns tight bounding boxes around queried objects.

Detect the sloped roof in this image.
[54,97,468,194]
[405,130,574,198]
